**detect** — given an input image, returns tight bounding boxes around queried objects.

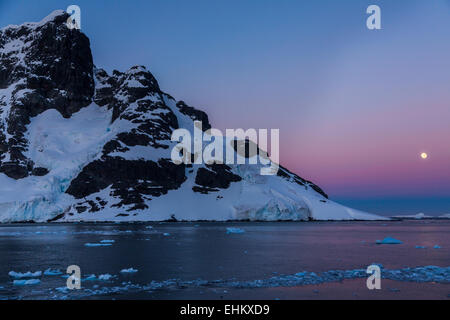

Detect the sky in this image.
[1,0,449,215]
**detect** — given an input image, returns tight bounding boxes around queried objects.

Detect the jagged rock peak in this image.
[0,9,94,179]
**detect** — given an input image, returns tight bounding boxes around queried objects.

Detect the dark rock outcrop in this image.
[0,11,94,178]
[66,158,186,211]
[194,164,242,192]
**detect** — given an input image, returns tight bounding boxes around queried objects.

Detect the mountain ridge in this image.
[0,11,386,222]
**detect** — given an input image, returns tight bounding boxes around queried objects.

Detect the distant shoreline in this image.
[2,217,450,225]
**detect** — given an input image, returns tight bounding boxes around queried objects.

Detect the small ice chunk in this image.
[145,226,153,229]
[433,245,441,249]
[83,274,97,281]
[376,237,402,245]
[226,227,245,234]
[84,243,112,247]
[98,274,114,281]
[415,246,426,249]
[9,271,42,278]
[120,268,138,274]
[163,233,170,236]
[295,272,308,277]
[44,268,63,276]
[100,240,115,243]
[13,279,41,286]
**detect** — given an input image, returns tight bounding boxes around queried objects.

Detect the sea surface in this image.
[0,220,449,300]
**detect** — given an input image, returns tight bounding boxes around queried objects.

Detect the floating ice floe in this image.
[46,265,450,299]
[98,274,115,281]
[100,240,115,243]
[83,274,97,281]
[84,243,112,247]
[376,237,403,245]
[13,279,41,286]
[433,245,441,249]
[55,287,69,293]
[8,271,42,278]
[163,233,170,236]
[226,227,245,234]
[415,246,426,249]
[44,268,63,276]
[120,268,138,274]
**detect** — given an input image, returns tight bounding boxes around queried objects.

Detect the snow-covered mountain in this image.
[0,11,384,222]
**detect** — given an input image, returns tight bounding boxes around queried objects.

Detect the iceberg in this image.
[376,237,403,245]
[226,227,245,234]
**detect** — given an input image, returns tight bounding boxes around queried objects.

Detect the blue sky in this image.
[1,0,449,215]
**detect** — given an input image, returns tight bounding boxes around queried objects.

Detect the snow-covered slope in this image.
[0,11,385,222]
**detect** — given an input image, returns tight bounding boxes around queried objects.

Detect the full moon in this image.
[421,152,428,159]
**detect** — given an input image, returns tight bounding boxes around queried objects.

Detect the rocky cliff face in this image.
[0,11,384,222]
[0,12,94,179]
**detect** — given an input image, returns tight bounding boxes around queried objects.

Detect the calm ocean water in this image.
[0,220,448,299]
